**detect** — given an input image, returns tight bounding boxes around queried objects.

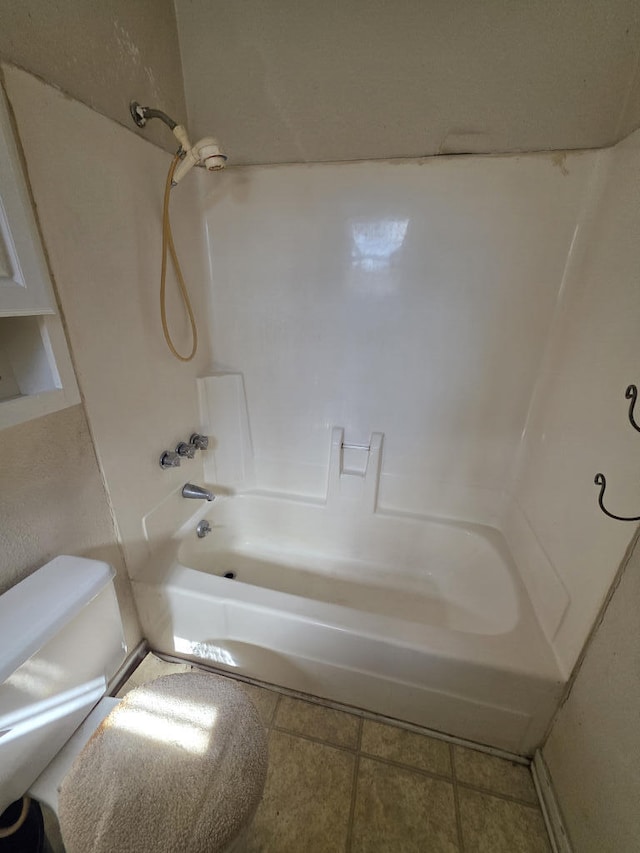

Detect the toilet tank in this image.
[0,556,127,815]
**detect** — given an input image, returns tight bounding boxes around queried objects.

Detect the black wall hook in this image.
[625,384,640,433]
[594,473,640,522]
[594,384,640,522]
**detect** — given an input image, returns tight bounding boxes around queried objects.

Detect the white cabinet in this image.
[0,84,79,429]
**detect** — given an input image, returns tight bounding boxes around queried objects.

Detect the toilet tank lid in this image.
[0,556,116,684]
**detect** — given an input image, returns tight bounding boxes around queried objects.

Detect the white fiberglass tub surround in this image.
[132,141,640,758]
[135,489,563,755]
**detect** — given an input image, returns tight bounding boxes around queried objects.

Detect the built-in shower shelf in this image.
[0,84,79,430]
[0,314,79,429]
[0,316,58,401]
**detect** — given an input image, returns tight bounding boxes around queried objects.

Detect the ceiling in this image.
[175,0,640,166]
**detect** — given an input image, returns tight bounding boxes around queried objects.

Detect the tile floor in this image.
[113,654,552,853]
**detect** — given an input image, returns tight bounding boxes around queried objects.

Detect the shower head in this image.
[129,101,227,184]
[172,136,227,185]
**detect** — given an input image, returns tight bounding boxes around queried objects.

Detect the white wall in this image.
[542,529,640,852]
[3,65,213,577]
[201,151,594,525]
[507,131,640,675]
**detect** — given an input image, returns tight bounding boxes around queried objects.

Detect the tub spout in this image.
[182,483,214,501]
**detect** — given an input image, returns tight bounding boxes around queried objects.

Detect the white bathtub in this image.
[133,493,563,754]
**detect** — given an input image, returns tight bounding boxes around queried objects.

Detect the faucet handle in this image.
[190,433,209,450]
[176,441,196,459]
[196,519,212,538]
[159,450,181,469]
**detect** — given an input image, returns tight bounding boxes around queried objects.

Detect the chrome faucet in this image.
[182,483,215,501]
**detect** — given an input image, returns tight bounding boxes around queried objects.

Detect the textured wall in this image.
[543,530,640,852]
[176,0,640,165]
[2,0,639,164]
[0,0,185,152]
[0,404,141,650]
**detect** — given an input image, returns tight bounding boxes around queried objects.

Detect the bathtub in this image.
[133,493,564,755]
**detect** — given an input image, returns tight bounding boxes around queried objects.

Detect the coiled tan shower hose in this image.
[160,154,198,361]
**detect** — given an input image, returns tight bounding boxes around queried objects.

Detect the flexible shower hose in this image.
[160,154,198,361]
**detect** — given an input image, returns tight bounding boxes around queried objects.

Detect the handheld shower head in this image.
[129,100,227,363]
[172,137,227,185]
[129,101,227,183]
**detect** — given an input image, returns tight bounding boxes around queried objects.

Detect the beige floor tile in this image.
[360,719,452,777]
[242,729,355,853]
[459,788,551,853]
[238,681,279,727]
[352,756,459,852]
[116,653,192,696]
[274,695,360,748]
[454,746,537,803]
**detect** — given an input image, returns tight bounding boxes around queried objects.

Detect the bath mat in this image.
[58,672,268,853]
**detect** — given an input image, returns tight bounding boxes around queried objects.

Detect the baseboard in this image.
[531,751,573,853]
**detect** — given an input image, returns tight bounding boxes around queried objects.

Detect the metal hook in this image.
[594,473,640,522]
[594,383,640,521]
[625,384,640,433]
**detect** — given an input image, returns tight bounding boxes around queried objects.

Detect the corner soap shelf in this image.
[594,384,640,522]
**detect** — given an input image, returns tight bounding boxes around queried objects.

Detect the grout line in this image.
[345,717,363,853]
[450,744,465,852]
[269,692,282,728]
[456,782,542,809]
[359,752,453,785]
[271,725,359,755]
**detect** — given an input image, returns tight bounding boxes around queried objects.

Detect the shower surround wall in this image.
[506,131,640,675]
[202,154,593,518]
[201,139,640,678]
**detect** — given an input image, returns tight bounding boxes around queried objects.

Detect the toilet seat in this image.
[56,672,268,853]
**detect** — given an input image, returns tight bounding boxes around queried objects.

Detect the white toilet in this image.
[0,556,267,852]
